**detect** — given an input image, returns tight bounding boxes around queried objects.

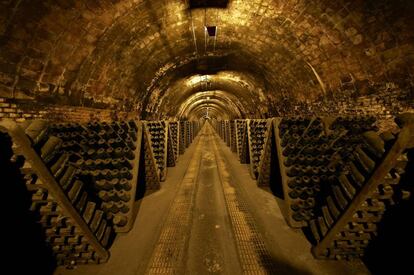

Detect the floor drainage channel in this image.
[210,129,278,275]
[145,134,204,274]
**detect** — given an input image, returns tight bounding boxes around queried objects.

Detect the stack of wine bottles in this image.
[235,119,249,164]
[214,120,237,153]
[220,121,226,141]
[247,119,272,180]
[273,117,341,226]
[213,120,221,139]
[47,120,142,233]
[0,120,113,266]
[230,121,237,153]
[310,126,412,259]
[179,121,187,154]
[326,116,379,168]
[309,115,412,260]
[1,118,203,267]
[176,120,200,154]
[143,121,168,182]
[225,121,231,147]
[213,114,414,261]
[256,120,274,188]
[187,121,193,146]
[329,116,378,133]
[167,122,179,167]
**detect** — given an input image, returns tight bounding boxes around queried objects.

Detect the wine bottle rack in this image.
[220,121,226,141]
[47,120,143,233]
[256,121,274,188]
[272,117,338,227]
[143,129,161,191]
[179,121,187,154]
[188,121,200,146]
[230,120,237,153]
[235,119,249,164]
[0,118,204,267]
[324,115,379,170]
[328,116,378,134]
[216,121,221,138]
[167,122,179,167]
[211,115,414,261]
[247,119,272,180]
[0,120,112,266]
[187,121,193,146]
[310,115,414,260]
[225,120,231,147]
[143,121,168,182]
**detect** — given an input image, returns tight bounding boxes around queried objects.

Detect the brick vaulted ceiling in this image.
[0,0,413,119]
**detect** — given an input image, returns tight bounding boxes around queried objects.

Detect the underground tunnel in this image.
[0,0,414,274]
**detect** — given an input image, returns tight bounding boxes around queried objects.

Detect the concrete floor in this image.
[56,124,370,275]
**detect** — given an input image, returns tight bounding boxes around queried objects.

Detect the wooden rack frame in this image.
[312,115,414,259]
[0,120,110,264]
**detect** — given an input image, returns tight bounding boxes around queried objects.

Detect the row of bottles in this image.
[230,120,237,153]
[179,121,187,154]
[215,114,414,261]
[225,121,231,147]
[235,120,249,164]
[214,120,243,156]
[1,120,113,267]
[1,119,203,268]
[248,120,271,180]
[144,121,168,181]
[309,129,407,260]
[167,122,179,167]
[48,120,141,233]
[276,117,334,225]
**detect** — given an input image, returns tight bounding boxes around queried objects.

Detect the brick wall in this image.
[268,85,413,132]
[0,97,137,123]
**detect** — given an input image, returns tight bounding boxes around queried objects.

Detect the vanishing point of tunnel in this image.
[1,0,414,274]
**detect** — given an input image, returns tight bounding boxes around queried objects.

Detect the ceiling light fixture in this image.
[189,0,229,9]
[205,26,217,37]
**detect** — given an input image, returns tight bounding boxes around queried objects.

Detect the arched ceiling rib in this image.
[189,104,228,120]
[155,72,265,119]
[176,91,244,119]
[179,97,241,120]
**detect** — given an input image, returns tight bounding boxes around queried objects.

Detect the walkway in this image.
[56,124,368,275]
